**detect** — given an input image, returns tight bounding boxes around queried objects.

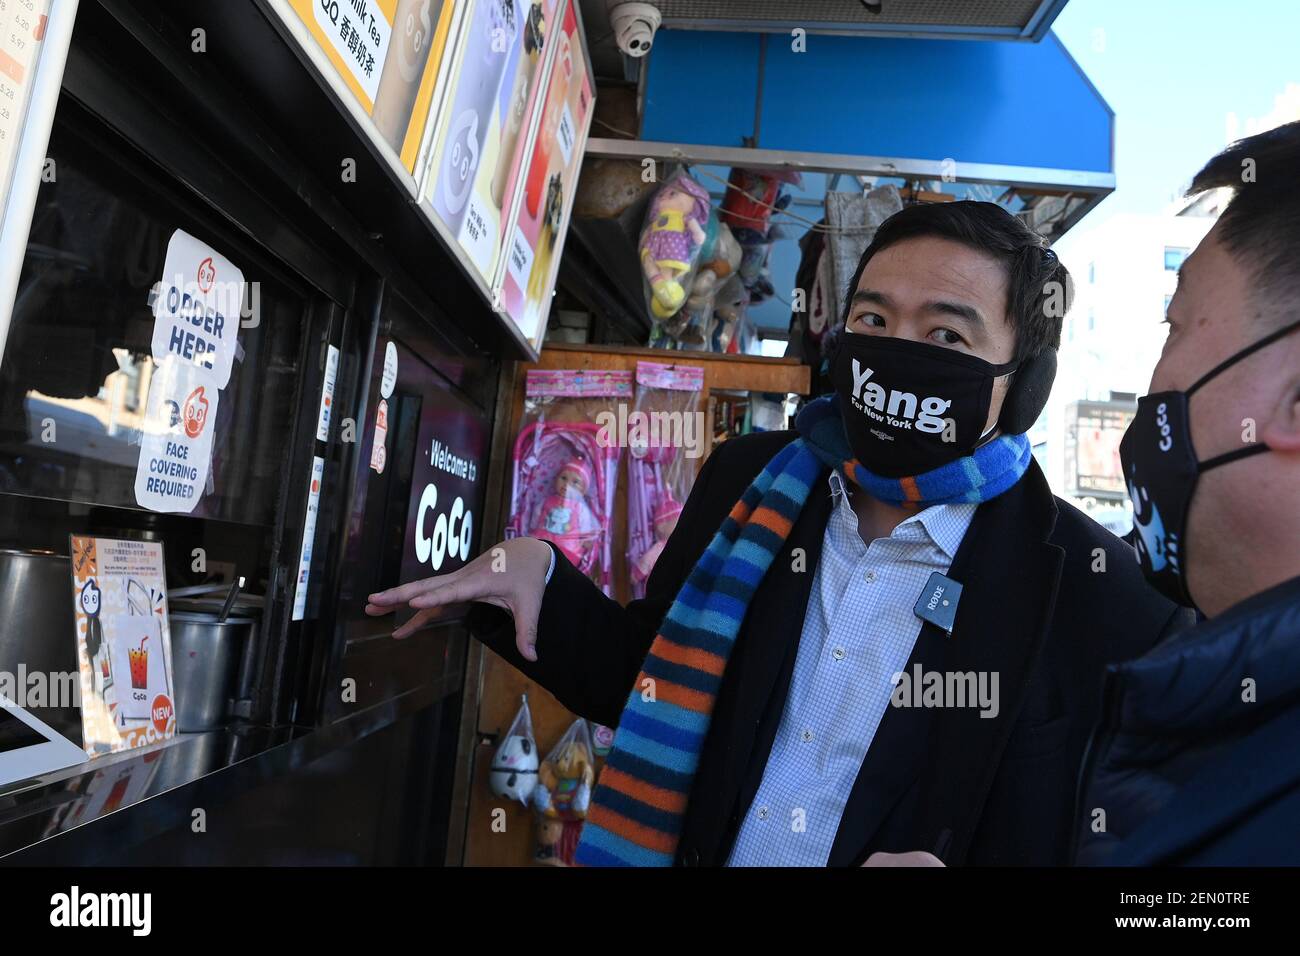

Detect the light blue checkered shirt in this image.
[725,474,976,867]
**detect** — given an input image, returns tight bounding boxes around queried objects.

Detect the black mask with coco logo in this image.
[832,333,1018,479]
[1119,316,1300,608]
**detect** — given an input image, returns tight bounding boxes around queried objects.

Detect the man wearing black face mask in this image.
[370,200,1190,867]
[1075,122,1300,866]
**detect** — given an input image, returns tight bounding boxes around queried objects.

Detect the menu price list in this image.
[0,0,51,207]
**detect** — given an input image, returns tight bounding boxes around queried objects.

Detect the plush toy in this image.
[489,734,539,804]
[533,740,594,820]
[532,718,596,866]
[639,174,711,319]
[719,168,798,307]
[631,496,683,585]
[719,167,799,240]
[490,694,540,808]
[708,273,748,354]
[534,817,565,865]
[530,458,596,566]
[669,217,742,347]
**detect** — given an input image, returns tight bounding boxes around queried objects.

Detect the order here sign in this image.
[150,229,243,389]
[135,230,245,513]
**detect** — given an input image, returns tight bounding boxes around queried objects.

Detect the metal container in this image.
[169,613,254,732]
[0,549,81,742]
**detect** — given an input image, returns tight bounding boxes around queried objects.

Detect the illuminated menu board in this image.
[0,0,52,213]
[272,0,462,176]
[495,0,592,351]
[420,0,560,287]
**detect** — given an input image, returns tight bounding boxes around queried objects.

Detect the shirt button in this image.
[757,806,769,820]
[864,570,877,583]
[832,647,846,661]
[801,729,813,743]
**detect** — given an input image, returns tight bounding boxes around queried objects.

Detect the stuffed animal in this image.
[489,734,539,804]
[534,817,565,865]
[533,739,594,820]
[639,175,711,319]
[678,218,742,345]
[708,273,748,354]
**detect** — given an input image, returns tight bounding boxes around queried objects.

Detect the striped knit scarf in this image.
[573,394,1032,866]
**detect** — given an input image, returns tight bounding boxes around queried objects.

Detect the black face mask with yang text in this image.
[832,334,1018,479]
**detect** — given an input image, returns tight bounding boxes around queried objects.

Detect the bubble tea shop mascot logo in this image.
[197,256,216,294]
[182,385,210,438]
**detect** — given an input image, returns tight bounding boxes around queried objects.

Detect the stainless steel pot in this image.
[169,613,254,733]
[0,549,81,742]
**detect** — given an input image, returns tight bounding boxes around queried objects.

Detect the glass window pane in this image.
[0,113,306,527]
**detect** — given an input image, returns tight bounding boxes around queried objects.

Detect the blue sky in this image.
[1053,0,1300,222]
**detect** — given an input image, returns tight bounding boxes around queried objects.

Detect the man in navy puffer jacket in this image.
[1075,121,1300,865]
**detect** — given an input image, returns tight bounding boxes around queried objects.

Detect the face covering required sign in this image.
[135,230,244,513]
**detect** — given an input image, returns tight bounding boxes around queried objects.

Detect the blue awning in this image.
[634,28,1114,215]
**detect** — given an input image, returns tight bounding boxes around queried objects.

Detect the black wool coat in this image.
[469,430,1192,866]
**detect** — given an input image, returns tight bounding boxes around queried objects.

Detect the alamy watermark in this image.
[0,667,81,710]
[596,404,707,459]
[890,665,1000,719]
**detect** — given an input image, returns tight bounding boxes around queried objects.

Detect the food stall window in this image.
[0,106,306,528]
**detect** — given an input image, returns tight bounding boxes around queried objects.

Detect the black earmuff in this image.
[997,348,1057,436]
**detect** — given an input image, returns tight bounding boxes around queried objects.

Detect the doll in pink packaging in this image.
[530,458,598,566]
[507,369,631,596]
[639,174,711,319]
[625,361,704,598]
[630,496,683,587]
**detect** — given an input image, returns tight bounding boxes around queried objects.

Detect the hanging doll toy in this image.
[719,168,801,306]
[665,215,742,348]
[532,718,595,865]
[707,272,749,354]
[529,458,598,568]
[488,694,539,806]
[631,495,683,587]
[639,173,712,320]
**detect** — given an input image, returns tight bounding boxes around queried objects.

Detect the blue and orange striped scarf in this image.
[573,394,1031,866]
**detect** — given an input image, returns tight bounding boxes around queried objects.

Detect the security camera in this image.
[610,2,661,58]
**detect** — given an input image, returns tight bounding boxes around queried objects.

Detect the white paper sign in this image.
[458,190,497,276]
[316,344,340,442]
[312,0,392,104]
[380,340,398,398]
[556,102,576,166]
[151,229,244,389]
[506,226,534,294]
[134,357,219,514]
[291,456,326,621]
